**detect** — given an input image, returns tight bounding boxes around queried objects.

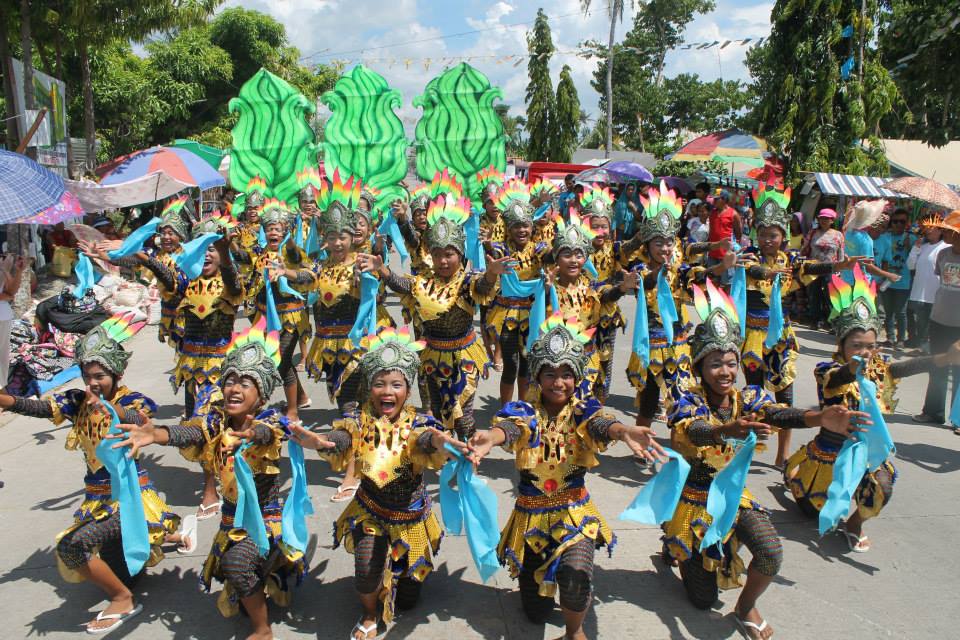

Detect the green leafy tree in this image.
[747,0,897,178]
[525,8,554,161]
[495,104,527,157]
[636,0,715,87]
[550,65,581,162]
[877,0,960,146]
[580,0,632,157]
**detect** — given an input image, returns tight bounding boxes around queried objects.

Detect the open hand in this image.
[485,255,515,276]
[355,253,383,274]
[109,412,160,457]
[819,405,870,437]
[289,422,337,450]
[619,269,639,293]
[467,430,499,467]
[621,425,668,463]
[429,429,470,460]
[722,414,772,440]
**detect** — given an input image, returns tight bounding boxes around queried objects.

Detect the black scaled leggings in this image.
[499,326,529,387]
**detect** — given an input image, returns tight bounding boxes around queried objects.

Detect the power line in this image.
[298,4,612,63]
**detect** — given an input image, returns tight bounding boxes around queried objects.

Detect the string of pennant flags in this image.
[321,37,767,71]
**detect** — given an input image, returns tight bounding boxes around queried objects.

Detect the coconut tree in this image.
[580,0,631,158]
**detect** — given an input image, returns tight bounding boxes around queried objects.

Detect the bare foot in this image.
[246,630,273,640]
[352,615,378,639]
[86,594,136,632]
[735,605,774,640]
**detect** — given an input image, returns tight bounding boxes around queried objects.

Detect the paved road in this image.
[1,295,957,639]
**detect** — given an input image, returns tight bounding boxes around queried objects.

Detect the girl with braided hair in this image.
[469,314,666,640]
[290,328,469,640]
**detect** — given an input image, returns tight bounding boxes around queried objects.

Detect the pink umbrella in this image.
[15,190,84,224]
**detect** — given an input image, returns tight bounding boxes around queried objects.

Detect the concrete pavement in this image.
[0,295,957,639]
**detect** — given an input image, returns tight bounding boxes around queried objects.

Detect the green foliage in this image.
[550,65,581,163]
[877,0,960,146]
[525,9,554,161]
[229,68,317,203]
[321,65,408,208]
[747,0,896,179]
[413,63,506,199]
[495,104,527,158]
[652,157,726,178]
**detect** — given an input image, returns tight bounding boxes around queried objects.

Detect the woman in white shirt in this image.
[907,221,948,353]
[0,255,27,390]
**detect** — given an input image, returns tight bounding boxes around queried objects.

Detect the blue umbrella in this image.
[604,161,654,183]
[0,150,67,223]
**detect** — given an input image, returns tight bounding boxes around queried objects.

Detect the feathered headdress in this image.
[193,211,237,236]
[74,312,145,376]
[637,180,682,243]
[359,326,425,388]
[580,184,614,220]
[159,195,191,240]
[752,181,792,236]
[317,169,362,235]
[828,263,879,339]
[476,166,504,201]
[530,178,559,201]
[296,167,323,204]
[493,178,533,227]
[245,176,267,209]
[553,210,597,257]
[259,198,292,228]
[221,316,282,400]
[408,184,432,213]
[429,168,464,200]
[690,279,743,363]
[425,194,471,254]
[528,312,596,382]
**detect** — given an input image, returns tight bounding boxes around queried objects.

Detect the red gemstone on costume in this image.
[324,292,333,301]
[379,471,388,481]
[544,479,558,493]
[198,305,205,313]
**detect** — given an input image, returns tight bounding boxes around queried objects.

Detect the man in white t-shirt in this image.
[906,222,948,353]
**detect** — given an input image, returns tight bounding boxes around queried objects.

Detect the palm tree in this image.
[580,1,631,158]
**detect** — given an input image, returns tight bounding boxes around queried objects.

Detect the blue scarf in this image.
[281,437,314,553]
[233,441,270,557]
[464,212,486,271]
[656,269,679,345]
[764,273,784,350]
[107,217,160,260]
[584,257,598,279]
[263,268,284,333]
[94,399,150,576]
[951,382,960,428]
[73,254,96,298]
[500,270,550,351]
[818,438,868,535]
[378,209,410,265]
[619,447,691,525]
[305,216,323,259]
[730,266,747,335]
[700,431,757,550]
[257,224,267,248]
[348,272,380,347]
[438,443,500,582]
[631,275,649,369]
[175,232,221,279]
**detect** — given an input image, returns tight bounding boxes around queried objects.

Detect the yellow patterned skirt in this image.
[201,502,306,617]
[625,333,693,408]
[334,486,443,623]
[420,332,487,430]
[662,483,761,590]
[55,469,180,583]
[306,324,361,400]
[498,487,614,598]
[785,434,897,522]
[484,296,532,343]
[173,339,229,391]
[742,313,798,392]
[254,303,311,337]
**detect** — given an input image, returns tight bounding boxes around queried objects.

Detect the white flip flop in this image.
[85,603,143,635]
[734,613,769,639]
[350,618,378,639]
[177,514,198,554]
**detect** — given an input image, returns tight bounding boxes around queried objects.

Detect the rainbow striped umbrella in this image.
[668,129,768,168]
[96,145,225,190]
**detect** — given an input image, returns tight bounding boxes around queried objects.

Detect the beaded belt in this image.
[85,471,149,497]
[180,341,230,356]
[809,438,840,462]
[494,296,533,308]
[357,487,428,523]
[516,487,587,511]
[747,314,770,329]
[315,324,352,337]
[426,331,477,351]
[258,300,305,314]
[680,485,709,505]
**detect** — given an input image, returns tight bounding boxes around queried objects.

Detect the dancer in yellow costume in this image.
[152,195,190,347]
[290,328,468,640]
[663,280,867,640]
[0,321,186,634]
[784,265,960,552]
[358,194,512,440]
[112,318,305,640]
[469,314,664,640]
[233,176,267,319]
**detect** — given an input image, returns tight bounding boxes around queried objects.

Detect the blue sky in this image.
[227,0,773,126]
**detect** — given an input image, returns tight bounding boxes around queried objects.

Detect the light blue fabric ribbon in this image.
[73,254,96,297]
[533,202,550,220]
[764,273,784,350]
[855,358,896,471]
[257,224,267,248]
[305,216,323,259]
[107,217,160,260]
[263,268,283,333]
[584,257,598,279]
[631,275,649,369]
[818,438,868,535]
[281,438,314,553]
[175,232,222,280]
[94,399,150,576]
[378,210,410,265]
[348,271,380,347]
[233,441,270,557]
[619,447,691,525]
[731,266,747,335]
[501,270,550,351]
[439,443,500,582]
[700,431,757,551]
[464,212,486,271]
[293,214,305,248]
[656,269,678,346]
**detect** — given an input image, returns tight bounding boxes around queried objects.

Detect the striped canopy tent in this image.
[668,129,768,167]
[812,172,899,198]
